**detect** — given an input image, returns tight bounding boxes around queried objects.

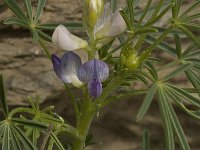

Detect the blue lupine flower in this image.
[52,52,109,98]
[51,51,83,87]
[78,59,109,98]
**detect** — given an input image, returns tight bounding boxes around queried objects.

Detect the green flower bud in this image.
[83,0,104,30]
[124,54,140,69]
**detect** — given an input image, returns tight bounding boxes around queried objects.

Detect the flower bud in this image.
[124,54,139,70]
[83,0,104,30]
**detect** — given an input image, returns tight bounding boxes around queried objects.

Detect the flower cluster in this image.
[51,0,126,98]
[52,52,109,98]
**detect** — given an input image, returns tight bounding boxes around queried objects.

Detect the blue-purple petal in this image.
[60,51,82,83]
[77,59,109,82]
[52,54,61,78]
[52,52,82,84]
[88,79,102,98]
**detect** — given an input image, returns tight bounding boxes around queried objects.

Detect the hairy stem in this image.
[38,39,51,59]
[72,101,96,150]
[64,84,80,126]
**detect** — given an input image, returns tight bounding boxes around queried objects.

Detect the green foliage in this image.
[0,75,9,117]
[142,129,150,150]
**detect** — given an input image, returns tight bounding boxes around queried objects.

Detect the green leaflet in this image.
[136,84,157,121]
[0,75,9,117]
[34,0,46,23]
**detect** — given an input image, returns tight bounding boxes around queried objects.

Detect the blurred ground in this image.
[0,0,200,149]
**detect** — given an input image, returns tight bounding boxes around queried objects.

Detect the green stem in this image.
[64,84,80,126]
[72,101,96,150]
[38,38,51,59]
[72,74,127,149]
[88,50,95,60]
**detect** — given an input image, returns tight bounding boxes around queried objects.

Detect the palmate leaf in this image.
[161,87,190,150]
[0,121,36,150]
[35,29,52,42]
[134,27,158,35]
[34,0,46,23]
[164,87,200,120]
[183,50,200,59]
[166,83,200,107]
[11,123,37,150]
[172,0,183,18]
[2,123,10,150]
[0,122,6,138]
[50,132,65,150]
[161,63,192,82]
[150,0,164,20]
[11,118,48,129]
[127,0,134,27]
[134,0,170,20]
[131,73,149,85]
[137,0,152,25]
[157,87,175,150]
[23,0,32,21]
[181,23,200,32]
[178,25,200,48]
[31,30,39,42]
[145,61,158,81]
[173,33,181,58]
[144,3,171,28]
[180,0,200,18]
[139,28,172,63]
[182,43,197,57]
[185,69,200,96]
[4,0,26,20]
[124,0,141,13]
[9,124,21,150]
[3,17,29,27]
[145,35,176,56]
[120,9,133,31]
[181,14,200,22]
[136,84,157,121]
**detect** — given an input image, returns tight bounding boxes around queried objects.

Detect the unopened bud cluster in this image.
[83,0,104,30]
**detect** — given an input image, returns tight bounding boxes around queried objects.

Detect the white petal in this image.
[106,10,126,36]
[70,74,83,87]
[60,74,72,83]
[94,5,112,35]
[95,9,126,39]
[61,73,83,87]
[52,24,88,51]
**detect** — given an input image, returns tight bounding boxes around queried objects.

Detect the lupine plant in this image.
[1,0,200,149]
